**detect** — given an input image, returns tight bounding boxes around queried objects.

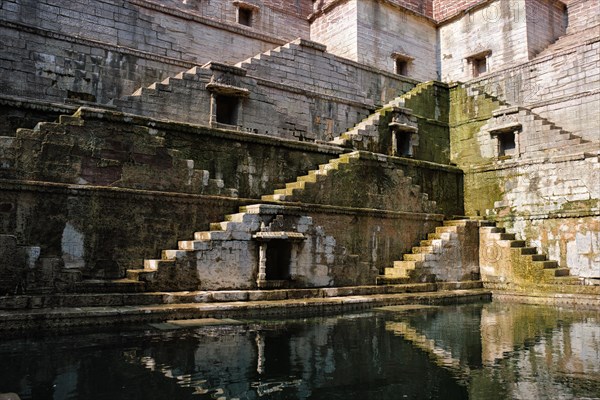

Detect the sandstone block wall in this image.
[440,0,530,82]
[450,85,600,279]
[564,0,600,34]
[0,107,459,288]
[311,0,438,81]
[116,40,418,142]
[357,0,438,81]
[526,0,567,58]
[434,0,484,21]
[310,0,358,61]
[0,0,303,110]
[464,36,599,142]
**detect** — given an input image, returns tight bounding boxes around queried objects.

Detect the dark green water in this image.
[0,302,598,400]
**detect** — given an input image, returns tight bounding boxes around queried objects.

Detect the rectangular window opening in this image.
[216,95,239,126]
[395,59,408,76]
[395,132,412,157]
[238,8,252,26]
[498,132,516,157]
[472,57,487,77]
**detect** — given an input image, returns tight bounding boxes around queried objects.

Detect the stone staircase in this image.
[234,38,372,105]
[379,220,477,284]
[378,219,569,285]
[483,106,590,159]
[328,81,434,149]
[127,204,264,290]
[479,223,571,283]
[115,65,213,106]
[466,86,591,158]
[535,23,600,59]
[259,151,437,213]
[261,151,361,202]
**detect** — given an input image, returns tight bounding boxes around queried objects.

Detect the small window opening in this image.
[473,57,487,77]
[395,132,412,157]
[216,95,239,125]
[391,52,413,77]
[265,240,292,280]
[238,7,253,26]
[498,132,516,157]
[395,59,408,76]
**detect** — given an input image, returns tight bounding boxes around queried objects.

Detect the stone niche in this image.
[388,106,419,157]
[253,231,305,289]
[486,107,522,159]
[205,62,250,130]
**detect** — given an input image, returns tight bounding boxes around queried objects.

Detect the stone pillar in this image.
[257,242,268,284]
[289,244,298,278]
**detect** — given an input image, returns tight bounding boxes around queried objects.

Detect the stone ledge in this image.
[0,288,491,333]
[72,107,346,155]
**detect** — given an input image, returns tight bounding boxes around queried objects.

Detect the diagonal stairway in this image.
[482,106,590,158]
[465,86,592,157]
[378,219,570,285]
[127,204,266,290]
[259,151,437,213]
[113,65,214,110]
[329,81,435,148]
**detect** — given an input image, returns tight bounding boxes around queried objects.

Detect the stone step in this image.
[544,268,570,277]
[435,226,458,234]
[261,194,286,201]
[508,240,527,248]
[72,279,146,293]
[126,269,156,281]
[384,268,409,278]
[393,260,422,269]
[526,254,547,262]
[178,240,212,251]
[480,226,505,233]
[404,253,438,262]
[144,259,176,270]
[443,220,470,226]
[519,247,538,255]
[162,249,191,260]
[376,276,411,285]
[420,239,441,247]
[490,232,516,240]
[413,246,435,254]
[534,260,559,269]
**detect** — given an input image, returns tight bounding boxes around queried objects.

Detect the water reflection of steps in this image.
[386,320,471,382]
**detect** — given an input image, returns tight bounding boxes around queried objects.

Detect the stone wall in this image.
[311,0,437,81]
[356,0,438,81]
[564,0,600,34]
[462,35,599,142]
[0,0,304,109]
[450,85,600,279]
[310,0,358,61]
[526,0,567,58]
[116,40,418,142]
[433,0,484,21]
[440,0,530,82]
[0,107,461,290]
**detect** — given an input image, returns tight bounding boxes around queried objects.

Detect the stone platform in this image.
[0,282,489,334]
